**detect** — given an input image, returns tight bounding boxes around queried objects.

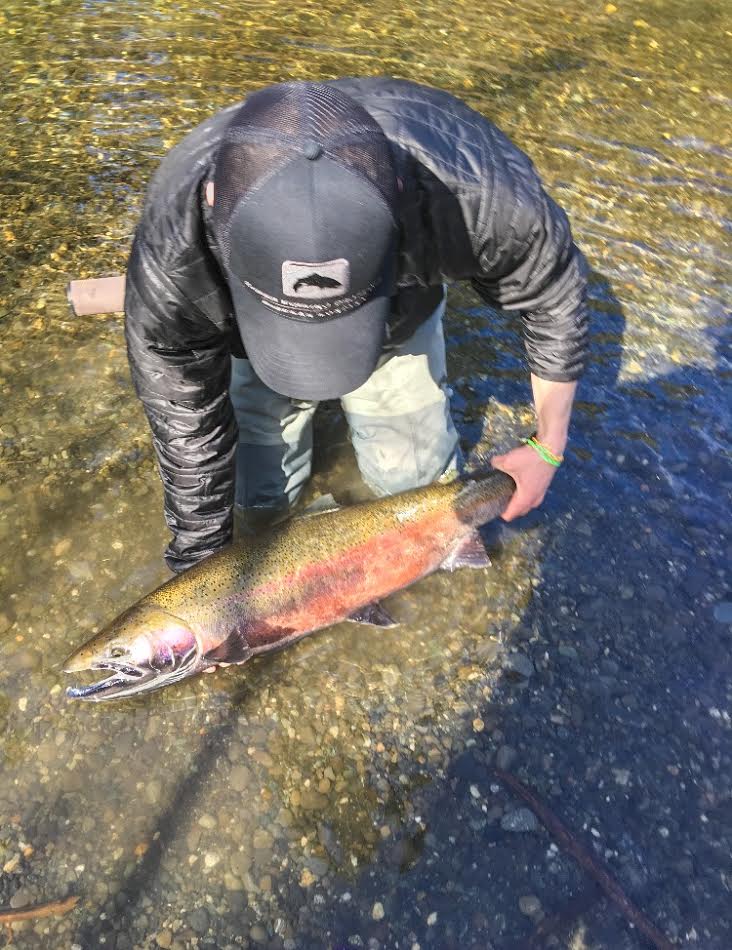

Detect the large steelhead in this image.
[64,469,515,701]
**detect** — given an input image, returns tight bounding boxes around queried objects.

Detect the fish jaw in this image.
[64,603,206,702]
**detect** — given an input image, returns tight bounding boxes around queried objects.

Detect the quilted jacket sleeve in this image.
[125,233,237,573]
[472,142,589,382]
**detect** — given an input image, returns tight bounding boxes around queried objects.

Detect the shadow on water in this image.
[67,265,723,950]
[309,278,731,947]
[2,251,722,950]
[70,667,282,945]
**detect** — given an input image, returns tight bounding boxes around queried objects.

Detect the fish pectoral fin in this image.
[347,603,399,627]
[441,531,491,571]
[205,629,253,665]
[301,493,341,516]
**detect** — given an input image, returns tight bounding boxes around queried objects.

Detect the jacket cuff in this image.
[164,535,232,574]
[527,363,586,384]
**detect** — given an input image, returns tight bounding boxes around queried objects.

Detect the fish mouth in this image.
[64,645,204,702]
[65,660,157,702]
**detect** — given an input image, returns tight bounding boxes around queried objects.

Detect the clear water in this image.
[0,1,730,947]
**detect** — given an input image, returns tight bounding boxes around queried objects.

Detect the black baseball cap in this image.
[212,82,398,400]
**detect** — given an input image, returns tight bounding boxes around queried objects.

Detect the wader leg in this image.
[341,293,460,496]
[230,357,317,531]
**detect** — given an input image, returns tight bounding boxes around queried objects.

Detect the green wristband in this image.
[525,437,562,467]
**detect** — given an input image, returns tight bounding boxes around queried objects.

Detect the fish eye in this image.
[109,646,127,659]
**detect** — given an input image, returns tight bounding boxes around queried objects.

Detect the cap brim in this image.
[229,277,389,400]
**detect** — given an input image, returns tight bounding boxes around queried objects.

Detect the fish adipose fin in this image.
[347,603,399,627]
[441,531,491,571]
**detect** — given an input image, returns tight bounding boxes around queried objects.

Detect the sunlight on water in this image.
[0,0,730,946]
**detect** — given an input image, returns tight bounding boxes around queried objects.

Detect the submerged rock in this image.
[500,808,539,832]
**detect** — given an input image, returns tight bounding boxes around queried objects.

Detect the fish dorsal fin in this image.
[301,494,341,516]
[347,603,399,627]
[462,412,497,475]
[441,531,491,572]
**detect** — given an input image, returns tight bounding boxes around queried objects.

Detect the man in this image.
[125,78,587,574]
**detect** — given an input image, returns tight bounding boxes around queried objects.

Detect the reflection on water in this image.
[1,0,730,947]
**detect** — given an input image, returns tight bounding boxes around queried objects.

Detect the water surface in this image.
[0,1,730,947]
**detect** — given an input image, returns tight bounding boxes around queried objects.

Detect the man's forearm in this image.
[530,374,578,457]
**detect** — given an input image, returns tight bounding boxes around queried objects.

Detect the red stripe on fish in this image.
[219,507,462,652]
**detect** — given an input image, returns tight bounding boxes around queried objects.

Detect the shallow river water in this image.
[0,1,730,948]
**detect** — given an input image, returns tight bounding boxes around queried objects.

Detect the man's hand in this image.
[491,444,559,521]
[490,375,577,521]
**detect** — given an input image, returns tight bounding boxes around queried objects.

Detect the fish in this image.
[293,273,342,293]
[64,468,515,701]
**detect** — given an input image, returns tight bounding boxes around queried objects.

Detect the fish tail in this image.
[454,469,516,526]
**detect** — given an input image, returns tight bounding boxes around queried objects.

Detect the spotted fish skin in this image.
[64,469,515,701]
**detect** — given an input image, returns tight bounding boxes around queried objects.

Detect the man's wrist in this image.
[534,429,568,457]
[529,375,576,460]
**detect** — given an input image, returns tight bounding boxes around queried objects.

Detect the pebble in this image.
[496,745,516,770]
[203,852,220,869]
[252,829,273,850]
[228,892,248,916]
[501,808,539,832]
[229,765,251,792]
[155,932,173,949]
[306,856,329,877]
[427,912,437,925]
[503,652,534,678]
[259,874,272,893]
[713,602,732,624]
[519,895,542,916]
[300,788,328,811]
[187,908,209,935]
[68,561,93,580]
[372,902,385,921]
[317,822,343,861]
[145,780,162,805]
[53,538,72,557]
[198,814,217,829]
[250,924,268,944]
[276,807,294,828]
[36,741,57,765]
[230,852,251,877]
[9,886,37,908]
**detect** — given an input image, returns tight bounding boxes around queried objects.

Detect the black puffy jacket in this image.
[125,77,589,572]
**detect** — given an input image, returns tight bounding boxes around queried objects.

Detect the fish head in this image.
[64,602,204,701]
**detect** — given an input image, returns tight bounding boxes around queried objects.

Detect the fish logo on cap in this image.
[282,259,350,300]
[293,273,341,293]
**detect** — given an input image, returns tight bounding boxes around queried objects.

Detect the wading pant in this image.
[230,294,459,520]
